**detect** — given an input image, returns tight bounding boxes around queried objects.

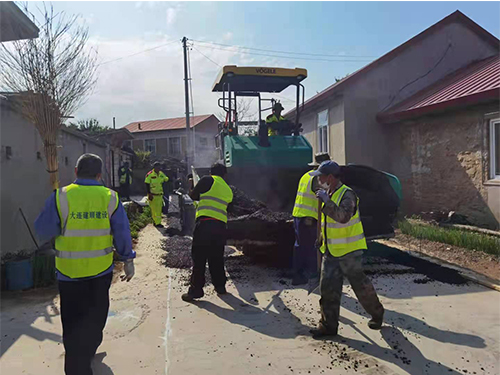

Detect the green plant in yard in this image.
[398,220,500,256]
[126,205,152,239]
[134,150,152,169]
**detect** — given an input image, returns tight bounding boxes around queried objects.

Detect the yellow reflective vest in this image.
[55,184,119,278]
[119,167,132,185]
[320,184,367,257]
[266,114,285,136]
[195,175,233,223]
[292,170,318,218]
[144,170,169,195]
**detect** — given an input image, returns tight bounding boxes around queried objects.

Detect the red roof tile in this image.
[124,114,216,133]
[378,55,500,123]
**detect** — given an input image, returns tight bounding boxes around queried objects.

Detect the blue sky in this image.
[27,1,500,127]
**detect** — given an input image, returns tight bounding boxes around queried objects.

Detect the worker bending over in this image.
[145,162,169,228]
[35,153,135,375]
[266,102,285,136]
[310,161,384,338]
[291,152,331,285]
[182,162,233,302]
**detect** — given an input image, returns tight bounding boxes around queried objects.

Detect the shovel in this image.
[308,198,322,295]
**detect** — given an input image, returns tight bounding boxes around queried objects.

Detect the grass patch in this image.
[398,220,500,256]
[126,205,153,239]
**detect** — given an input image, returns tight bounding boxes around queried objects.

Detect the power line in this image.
[191,39,376,59]
[193,43,373,63]
[191,46,222,67]
[97,39,178,66]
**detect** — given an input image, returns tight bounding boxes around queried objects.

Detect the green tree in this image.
[68,118,110,134]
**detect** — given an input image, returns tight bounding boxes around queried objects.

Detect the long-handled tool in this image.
[308,198,322,295]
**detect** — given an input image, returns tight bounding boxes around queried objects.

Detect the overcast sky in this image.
[21,1,500,128]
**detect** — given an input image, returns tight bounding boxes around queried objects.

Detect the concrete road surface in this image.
[1,222,499,375]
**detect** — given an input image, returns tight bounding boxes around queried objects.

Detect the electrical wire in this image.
[380,43,452,112]
[191,46,222,67]
[191,39,376,59]
[97,39,178,66]
[194,43,373,63]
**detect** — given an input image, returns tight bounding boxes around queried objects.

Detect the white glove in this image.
[121,260,135,282]
[316,189,330,203]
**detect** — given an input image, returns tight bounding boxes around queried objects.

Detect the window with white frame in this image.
[144,139,156,154]
[317,109,329,153]
[491,118,500,179]
[169,137,181,155]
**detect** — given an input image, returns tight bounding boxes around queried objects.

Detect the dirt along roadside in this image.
[1,214,500,375]
[387,232,500,281]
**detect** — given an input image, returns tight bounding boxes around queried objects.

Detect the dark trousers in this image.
[58,272,112,375]
[162,194,170,214]
[189,219,227,293]
[293,217,319,277]
[320,250,384,333]
[120,184,130,200]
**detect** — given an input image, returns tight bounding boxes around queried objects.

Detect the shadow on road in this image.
[193,292,309,340]
[92,352,114,375]
[1,285,61,358]
[342,293,486,349]
[336,318,465,375]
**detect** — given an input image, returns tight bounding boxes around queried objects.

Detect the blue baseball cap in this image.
[310,161,341,177]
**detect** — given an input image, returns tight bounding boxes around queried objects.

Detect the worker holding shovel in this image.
[291,152,331,285]
[309,161,384,338]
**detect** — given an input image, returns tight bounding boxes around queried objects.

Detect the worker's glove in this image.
[121,259,135,282]
[316,189,330,203]
[148,193,154,201]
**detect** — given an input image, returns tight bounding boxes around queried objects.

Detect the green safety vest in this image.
[55,184,119,278]
[145,170,169,195]
[120,167,132,185]
[195,176,233,223]
[292,170,318,218]
[320,184,367,257]
[266,114,285,136]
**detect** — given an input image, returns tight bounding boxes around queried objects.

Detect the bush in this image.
[126,204,152,239]
[398,220,500,256]
[134,150,152,169]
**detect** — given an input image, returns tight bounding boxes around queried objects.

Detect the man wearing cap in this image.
[266,102,285,136]
[145,162,169,228]
[291,152,331,285]
[309,161,384,338]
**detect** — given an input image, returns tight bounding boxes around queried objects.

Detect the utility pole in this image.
[113,117,116,129]
[182,36,191,173]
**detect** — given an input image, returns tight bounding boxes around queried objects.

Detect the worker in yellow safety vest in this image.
[119,161,132,200]
[34,153,135,375]
[266,102,285,136]
[309,160,384,338]
[182,162,233,302]
[145,162,169,228]
[291,152,331,286]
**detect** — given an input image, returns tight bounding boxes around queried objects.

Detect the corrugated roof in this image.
[286,10,499,117]
[124,114,216,133]
[378,55,500,123]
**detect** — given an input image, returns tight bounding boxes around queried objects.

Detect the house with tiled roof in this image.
[290,10,499,228]
[124,114,220,166]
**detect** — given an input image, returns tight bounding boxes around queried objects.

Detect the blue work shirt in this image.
[34,179,136,281]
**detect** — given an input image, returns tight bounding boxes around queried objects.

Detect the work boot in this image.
[155,223,164,228]
[310,322,338,339]
[368,313,384,330]
[215,286,227,295]
[292,274,308,286]
[181,289,204,302]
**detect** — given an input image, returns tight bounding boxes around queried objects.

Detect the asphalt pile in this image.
[160,236,192,269]
[229,185,267,217]
[227,186,293,245]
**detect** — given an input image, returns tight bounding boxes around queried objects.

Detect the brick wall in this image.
[390,104,498,229]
